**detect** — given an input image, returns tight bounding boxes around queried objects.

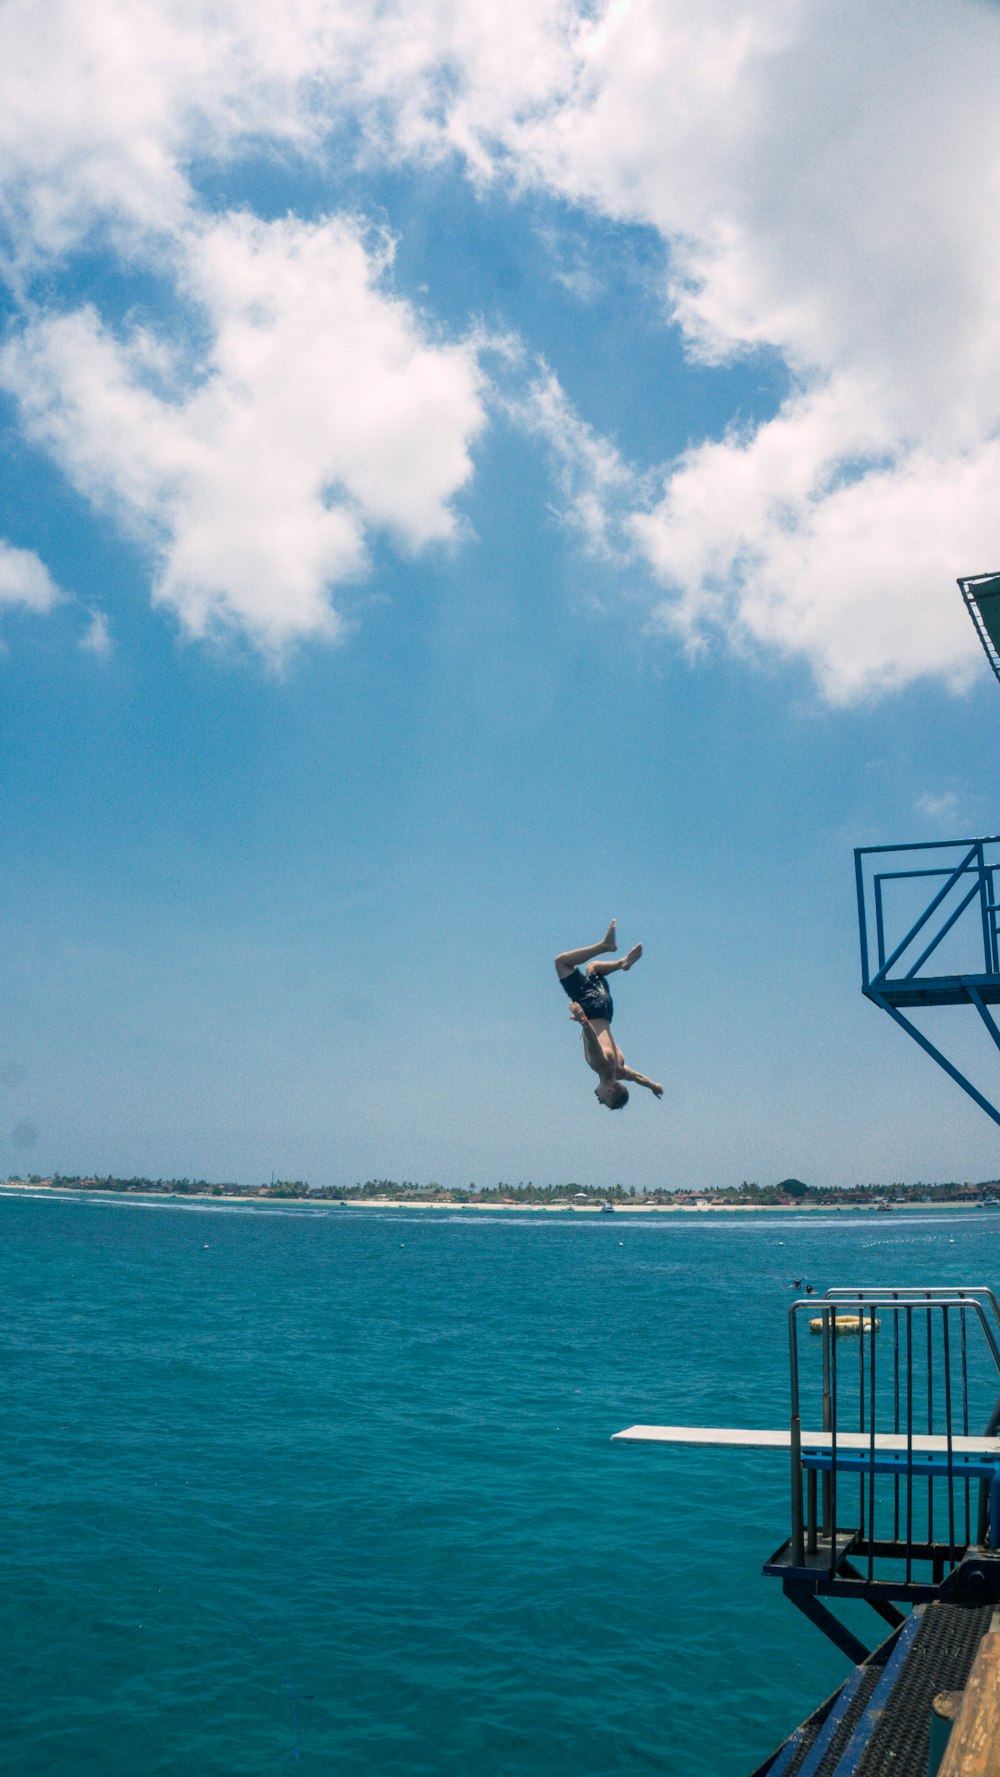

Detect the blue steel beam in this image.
[855,847,870,989]
[872,845,978,985]
[866,975,1000,1008]
[979,841,994,969]
[903,878,981,980]
[968,985,1000,1056]
[871,864,991,983]
[867,990,1000,1129]
[856,837,1000,856]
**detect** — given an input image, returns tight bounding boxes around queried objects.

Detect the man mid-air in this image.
[554,920,663,1109]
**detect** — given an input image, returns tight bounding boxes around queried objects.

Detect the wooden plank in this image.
[938,1631,1000,1777]
[612,1425,1000,1456]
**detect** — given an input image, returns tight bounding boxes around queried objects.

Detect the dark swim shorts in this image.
[559,966,613,1023]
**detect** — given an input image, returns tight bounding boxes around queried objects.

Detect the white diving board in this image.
[612,1425,1000,1456]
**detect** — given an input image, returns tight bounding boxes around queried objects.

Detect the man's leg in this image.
[591,944,642,978]
[555,919,617,980]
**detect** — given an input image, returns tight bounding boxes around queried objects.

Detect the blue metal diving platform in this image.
[854,836,1000,1125]
[616,1283,1000,1774]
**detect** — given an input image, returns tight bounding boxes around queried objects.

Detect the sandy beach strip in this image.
[0,1182,992,1213]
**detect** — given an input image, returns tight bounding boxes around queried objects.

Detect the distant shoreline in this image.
[0,1182,993,1214]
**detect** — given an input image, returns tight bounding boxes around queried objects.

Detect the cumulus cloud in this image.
[494,0,1000,698]
[79,608,112,656]
[3,0,1000,692]
[0,540,63,613]
[0,0,327,260]
[1,213,486,655]
[631,384,1000,701]
[0,0,580,261]
[512,368,640,559]
[916,791,962,824]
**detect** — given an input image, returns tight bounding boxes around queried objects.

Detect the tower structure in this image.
[855,836,1000,1125]
[853,574,1000,1126]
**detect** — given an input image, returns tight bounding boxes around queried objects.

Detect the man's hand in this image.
[569,1001,590,1026]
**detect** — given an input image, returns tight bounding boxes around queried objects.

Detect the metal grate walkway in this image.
[758,1603,994,1777]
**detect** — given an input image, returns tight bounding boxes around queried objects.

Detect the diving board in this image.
[612,1425,1000,1456]
[615,1286,1000,1675]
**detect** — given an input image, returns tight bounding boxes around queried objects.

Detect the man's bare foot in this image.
[569,1002,588,1024]
[602,919,617,953]
[621,944,643,970]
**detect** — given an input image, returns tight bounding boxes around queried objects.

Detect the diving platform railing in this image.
[854,837,1000,1126]
[615,1285,1000,1667]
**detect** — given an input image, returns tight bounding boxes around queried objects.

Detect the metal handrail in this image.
[787,1293,1000,1570]
[856,838,1000,990]
[872,864,989,979]
[802,1294,1000,1375]
[872,845,979,985]
[825,1286,1000,1337]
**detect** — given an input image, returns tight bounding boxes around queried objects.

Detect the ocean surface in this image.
[4,1192,1000,1776]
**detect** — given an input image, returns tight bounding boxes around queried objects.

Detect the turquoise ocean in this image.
[5,1191,1000,1775]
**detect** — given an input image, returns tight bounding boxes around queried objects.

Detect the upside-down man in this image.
[555,920,663,1109]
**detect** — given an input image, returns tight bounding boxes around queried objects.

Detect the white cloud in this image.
[917,791,961,824]
[512,368,639,559]
[631,383,1000,701]
[492,0,1000,699]
[0,0,581,261]
[80,608,112,656]
[0,541,63,613]
[0,0,336,262]
[1,213,486,656]
[3,0,1000,691]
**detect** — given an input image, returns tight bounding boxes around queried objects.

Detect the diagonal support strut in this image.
[782,1580,872,1665]
[867,989,1000,1129]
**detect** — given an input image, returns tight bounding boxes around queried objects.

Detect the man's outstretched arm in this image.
[618,1065,663,1098]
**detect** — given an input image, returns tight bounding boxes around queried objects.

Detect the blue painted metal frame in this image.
[801,1450,1000,1546]
[855,837,1000,1127]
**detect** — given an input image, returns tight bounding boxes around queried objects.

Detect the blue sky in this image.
[3,0,1000,1191]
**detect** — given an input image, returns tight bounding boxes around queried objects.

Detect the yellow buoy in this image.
[810,1314,881,1335]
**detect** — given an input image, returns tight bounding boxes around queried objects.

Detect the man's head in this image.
[595,1081,629,1110]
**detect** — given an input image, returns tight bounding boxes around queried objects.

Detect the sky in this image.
[3,0,1000,1192]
